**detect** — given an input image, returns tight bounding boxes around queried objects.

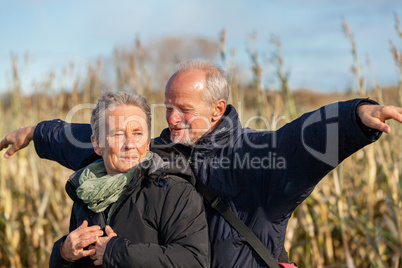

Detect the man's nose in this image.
[168,108,183,125]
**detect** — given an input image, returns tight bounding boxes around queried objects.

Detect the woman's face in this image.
[92,104,150,175]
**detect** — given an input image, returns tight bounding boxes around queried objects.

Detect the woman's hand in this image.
[90,225,117,266]
[61,220,104,261]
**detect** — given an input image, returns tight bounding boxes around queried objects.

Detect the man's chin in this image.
[171,135,193,146]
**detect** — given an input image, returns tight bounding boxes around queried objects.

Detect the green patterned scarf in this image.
[76,152,152,213]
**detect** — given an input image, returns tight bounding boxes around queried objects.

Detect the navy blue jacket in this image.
[34,99,381,267]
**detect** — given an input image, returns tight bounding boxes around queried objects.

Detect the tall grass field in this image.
[0,18,401,267]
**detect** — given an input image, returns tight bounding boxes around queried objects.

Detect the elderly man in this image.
[2,59,402,267]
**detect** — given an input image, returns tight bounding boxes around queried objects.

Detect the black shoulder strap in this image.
[194,177,280,268]
[150,142,280,267]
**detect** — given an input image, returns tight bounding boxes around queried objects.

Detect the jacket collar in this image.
[156,104,241,158]
[65,153,169,203]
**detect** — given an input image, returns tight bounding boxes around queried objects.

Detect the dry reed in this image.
[0,16,401,268]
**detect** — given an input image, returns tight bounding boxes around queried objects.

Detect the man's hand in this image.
[90,225,117,266]
[0,125,36,158]
[358,105,402,134]
[61,220,104,261]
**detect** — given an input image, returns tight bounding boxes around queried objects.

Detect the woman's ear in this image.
[212,99,227,122]
[91,136,103,156]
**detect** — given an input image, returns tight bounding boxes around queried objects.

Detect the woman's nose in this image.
[124,134,139,149]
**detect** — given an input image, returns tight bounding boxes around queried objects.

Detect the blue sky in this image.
[0,0,401,93]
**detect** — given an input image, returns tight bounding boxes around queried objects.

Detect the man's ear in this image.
[91,136,103,156]
[212,99,227,122]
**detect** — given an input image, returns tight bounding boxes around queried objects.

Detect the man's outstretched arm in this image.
[234,99,402,221]
[1,102,402,170]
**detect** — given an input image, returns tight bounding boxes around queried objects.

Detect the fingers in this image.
[61,234,101,260]
[381,105,402,123]
[75,235,100,250]
[68,225,114,266]
[69,247,96,261]
[371,105,402,133]
[93,258,103,266]
[0,136,9,150]
[4,146,17,159]
[371,120,391,134]
[74,221,102,236]
[72,230,104,246]
[105,225,117,237]
[91,228,117,267]
[72,221,103,242]
[78,248,96,258]
[81,220,89,228]
[358,104,402,134]
[61,221,104,261]
[0,126,36,158]
[381,124,391,134]
[0,135,15,158]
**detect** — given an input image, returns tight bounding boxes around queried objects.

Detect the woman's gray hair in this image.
[176,58,229,106]
[91,91,151,142]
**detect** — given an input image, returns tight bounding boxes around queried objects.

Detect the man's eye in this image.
[166,107,173,112]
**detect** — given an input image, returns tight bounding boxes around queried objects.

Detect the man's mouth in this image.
[170,125,189,133]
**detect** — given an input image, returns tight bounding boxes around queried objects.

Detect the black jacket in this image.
[37,99,381,267]
[49,153,210,267]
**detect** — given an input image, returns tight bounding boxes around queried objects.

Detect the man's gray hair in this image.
[91,91,151,142]
[177,58,229,106]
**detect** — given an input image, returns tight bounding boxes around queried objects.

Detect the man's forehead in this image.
[166,69,205,89]
[165,87,200,103]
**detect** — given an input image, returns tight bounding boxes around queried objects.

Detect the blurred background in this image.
[0,1,401,267]
[1,0,402,94]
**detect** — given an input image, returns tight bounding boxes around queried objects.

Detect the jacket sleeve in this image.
[102,181,210,268]
[33,119,100,171]
[234,98,382,221]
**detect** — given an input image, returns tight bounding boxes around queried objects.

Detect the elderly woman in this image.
[49,91,209,267]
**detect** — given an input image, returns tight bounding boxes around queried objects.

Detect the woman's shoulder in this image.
[142,152,196,189]
[147,170,194,190]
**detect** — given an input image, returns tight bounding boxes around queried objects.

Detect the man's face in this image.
[165,69,215,145]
